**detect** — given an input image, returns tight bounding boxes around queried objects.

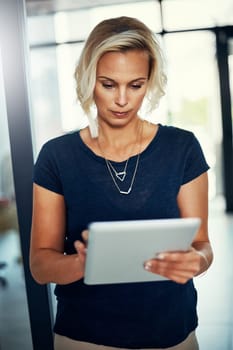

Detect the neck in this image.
[97,119,143,162]
[98,118,142,148]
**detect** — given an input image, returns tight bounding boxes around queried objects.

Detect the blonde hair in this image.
[75,16,167,137]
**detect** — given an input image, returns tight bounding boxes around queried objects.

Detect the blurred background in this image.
[0,0,233,349]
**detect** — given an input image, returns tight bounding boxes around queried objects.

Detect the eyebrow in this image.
[97,76,148,83]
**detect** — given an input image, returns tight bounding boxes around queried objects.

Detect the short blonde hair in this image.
[75,16,167,137]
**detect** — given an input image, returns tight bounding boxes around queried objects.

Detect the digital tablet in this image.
[84,217,201,285]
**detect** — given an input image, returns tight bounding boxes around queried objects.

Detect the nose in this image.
[115,87,128,107]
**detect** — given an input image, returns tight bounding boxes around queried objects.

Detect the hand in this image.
[73,230,88,275]
[144,248,202,284]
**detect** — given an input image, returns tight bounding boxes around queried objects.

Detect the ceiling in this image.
[26,0,150,16]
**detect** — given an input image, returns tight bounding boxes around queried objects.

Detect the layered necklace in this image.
[97,122,143,195]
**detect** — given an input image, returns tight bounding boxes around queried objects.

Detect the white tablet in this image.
[84,217,201,285]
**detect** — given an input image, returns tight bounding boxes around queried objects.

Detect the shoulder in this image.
[35,131,81,168]
[37,131,80,159]
[160,124,194,139]
[42,131,79,150]
[159,124,197,149]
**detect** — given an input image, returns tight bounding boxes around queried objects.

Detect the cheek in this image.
[93,91,102,107]
[134,92,147,106]
[94,88,109,105]
[94,95,110,114]
[95,95,108,108]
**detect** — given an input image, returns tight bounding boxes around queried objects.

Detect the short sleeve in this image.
[33,141,63,195]
[182,133,210,185]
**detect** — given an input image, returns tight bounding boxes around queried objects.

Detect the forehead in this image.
[96,50,149,78]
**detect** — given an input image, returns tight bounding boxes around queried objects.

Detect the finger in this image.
[158,258,198,274]
[162,250,202,275]
[81,230,89,243]
[74,240,86,255]
[74,241,87,267]
[165,267,197,284]
[155,250,194,262]
[144,262,189,284]
[144,258,199,283]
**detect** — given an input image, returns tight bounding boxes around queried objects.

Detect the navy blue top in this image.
[33,124,209,348]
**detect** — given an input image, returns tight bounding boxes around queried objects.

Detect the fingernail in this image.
[156,253,165,260]
[144,262,152,270]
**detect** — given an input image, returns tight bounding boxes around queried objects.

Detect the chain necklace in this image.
[105,154,140,195]
[106,158,129,182]
[97,121,143,195]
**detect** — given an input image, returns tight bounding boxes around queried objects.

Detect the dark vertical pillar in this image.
[216,29,233,212]
[0,1,54,349]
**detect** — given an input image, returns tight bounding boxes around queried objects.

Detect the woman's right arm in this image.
[30,183,86,285]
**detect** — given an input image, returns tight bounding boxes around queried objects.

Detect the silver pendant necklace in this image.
[97,121,143,195]
[105,154,140,195]
[106,158,129,182]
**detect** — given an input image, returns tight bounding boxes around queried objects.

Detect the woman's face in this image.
[94,49,149,128]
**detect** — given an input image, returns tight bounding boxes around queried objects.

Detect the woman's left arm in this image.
[144,172,213,284]
[177,172,213,275]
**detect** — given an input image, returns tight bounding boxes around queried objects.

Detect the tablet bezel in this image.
[84,217,201,285]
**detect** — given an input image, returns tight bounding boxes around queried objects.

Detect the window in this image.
[162,0,233,30]
[164,31,222,198]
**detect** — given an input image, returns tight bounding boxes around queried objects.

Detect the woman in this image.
[30,16,213,350]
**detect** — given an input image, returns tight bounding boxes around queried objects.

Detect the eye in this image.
[102,83,114,89]
[131,84,142,89]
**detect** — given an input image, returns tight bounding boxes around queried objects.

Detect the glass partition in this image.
[162,0,233,30]
[163,31,222,198]
[0,50,33,350]
[27,14,55,46]
[29,46,64,153]
[52,1,161,44]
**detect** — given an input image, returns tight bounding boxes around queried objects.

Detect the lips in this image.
[111,111,129,117]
